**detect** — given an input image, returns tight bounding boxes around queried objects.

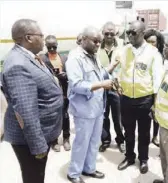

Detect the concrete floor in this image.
[0,119,163,183]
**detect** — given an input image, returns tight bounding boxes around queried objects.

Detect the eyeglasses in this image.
[126,30,137,36]
[27,33,44,38]
[104,32,115,37]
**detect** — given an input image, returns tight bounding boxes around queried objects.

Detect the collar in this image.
[104,46,115,53]
[80,46,97,59]
[17,44,35,59]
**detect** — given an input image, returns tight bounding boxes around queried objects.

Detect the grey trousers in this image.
[160,127,168,183]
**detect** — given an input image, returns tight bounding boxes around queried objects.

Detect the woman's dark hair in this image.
[144,29,165,55]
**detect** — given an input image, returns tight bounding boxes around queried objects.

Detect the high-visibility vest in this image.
[120,43,158,98]
[97,40,123,78]
[155,71,168,129]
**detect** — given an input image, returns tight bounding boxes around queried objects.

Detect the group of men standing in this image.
[1,18,168,183]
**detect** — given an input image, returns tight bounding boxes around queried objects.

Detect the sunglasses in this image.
[104,32,115,37]
[47,46,57,50]
[126,30,137,36]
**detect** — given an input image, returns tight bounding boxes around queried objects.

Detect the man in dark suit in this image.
[40,35,71,152]
[2,19,63,183]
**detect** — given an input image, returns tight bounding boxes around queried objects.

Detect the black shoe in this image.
[67,175,85,183]
[140,161,148,174]
[99,144,109,152]
[51,143,61,152]
[118,158,135,170]
[152,137,159,147]
[153,180,164,183]
[82,170,105,179]
[117,143,125,153]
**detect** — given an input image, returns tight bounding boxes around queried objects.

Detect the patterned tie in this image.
[35,55,45,66]
[35,55,60,87]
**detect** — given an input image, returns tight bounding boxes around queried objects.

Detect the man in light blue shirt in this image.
[66,26,117,183]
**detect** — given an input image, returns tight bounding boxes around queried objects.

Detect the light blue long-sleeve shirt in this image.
[66,46,107,118]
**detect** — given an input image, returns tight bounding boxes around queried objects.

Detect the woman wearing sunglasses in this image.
[144,29,165,147]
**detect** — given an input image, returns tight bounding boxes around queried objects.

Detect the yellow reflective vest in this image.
[120,42,159,98]
[155,71,168,129]
[97,38,123,78]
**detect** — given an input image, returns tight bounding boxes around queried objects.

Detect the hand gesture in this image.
[113,55,121,67]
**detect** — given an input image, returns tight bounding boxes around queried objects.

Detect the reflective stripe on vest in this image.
[155,72,168,128]
[120,44,154,98]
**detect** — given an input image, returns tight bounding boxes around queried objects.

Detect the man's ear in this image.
[82,35,87,40]
[142,30,146,35]
[25,35,32,43]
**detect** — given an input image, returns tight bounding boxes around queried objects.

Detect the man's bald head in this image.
[82,26,102,54]
[12,19,37,43]
[45,35,57,45]
[11,19,44,54]
[129,20,146,32]
[102,21,115,32]
[82,26,100,38]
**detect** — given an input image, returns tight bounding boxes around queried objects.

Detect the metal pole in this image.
[124,13,127,45]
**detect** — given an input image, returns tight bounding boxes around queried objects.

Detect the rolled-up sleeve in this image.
[66,55,93,98]
[152,52,164,93]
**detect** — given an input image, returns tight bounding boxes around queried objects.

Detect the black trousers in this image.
[101,91,124,145]
[121,95,154,162]
[62,98,70,139]
[12,145,49,183]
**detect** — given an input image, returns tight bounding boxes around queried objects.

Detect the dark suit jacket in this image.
[2,45,63,155]
[40,53,68,97]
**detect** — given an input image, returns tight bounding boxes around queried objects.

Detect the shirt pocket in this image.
[83,65,97,81]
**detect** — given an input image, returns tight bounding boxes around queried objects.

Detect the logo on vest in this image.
[161,82,168,93]
[135,63,147,71]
